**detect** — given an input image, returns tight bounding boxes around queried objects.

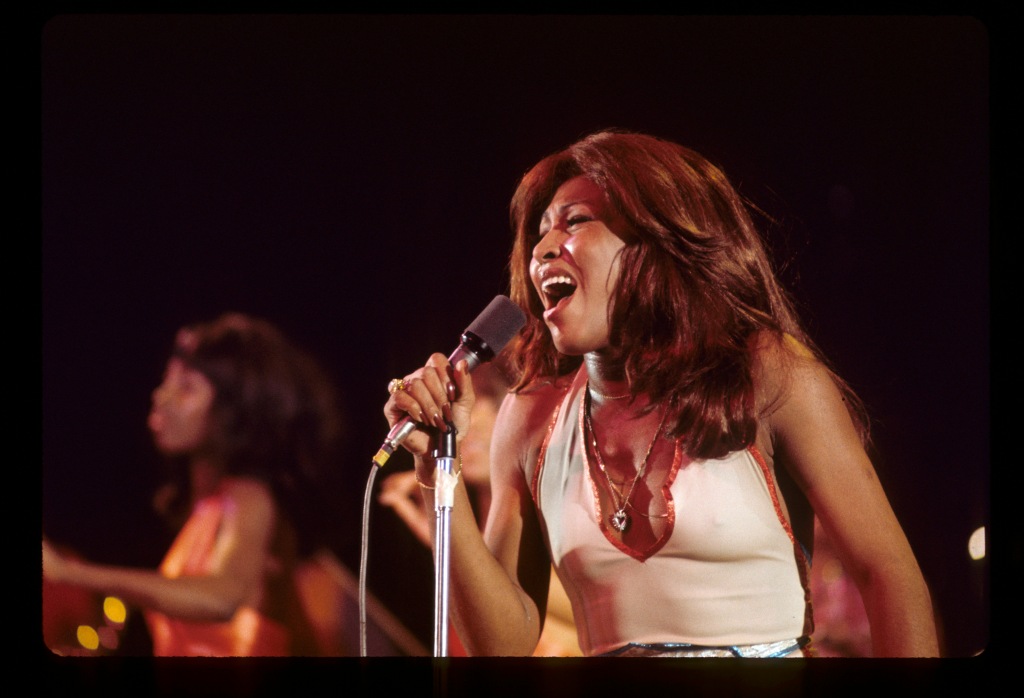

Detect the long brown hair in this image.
[157,313,345,547]
[508,129,868,459]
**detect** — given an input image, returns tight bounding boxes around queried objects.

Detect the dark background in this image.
[41,14,989,662]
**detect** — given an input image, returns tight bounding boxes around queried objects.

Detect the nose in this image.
[532,229,564,263]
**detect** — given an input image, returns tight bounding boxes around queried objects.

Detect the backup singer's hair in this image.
[158,313,344,541]
[507,128,868,459]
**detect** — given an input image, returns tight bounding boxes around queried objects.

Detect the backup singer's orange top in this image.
[144,481,291,656]
[530,367,813,657]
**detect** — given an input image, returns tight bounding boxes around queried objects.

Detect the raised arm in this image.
[454,386,554,655]
[42,478,276,623]
[383,354,553,655]
[761,337,940,657]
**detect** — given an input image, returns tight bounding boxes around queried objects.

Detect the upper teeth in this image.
[542,275,575,291]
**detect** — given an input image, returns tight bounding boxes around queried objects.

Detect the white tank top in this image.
[529,368,812,656]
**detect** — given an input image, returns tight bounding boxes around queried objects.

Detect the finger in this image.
[403,374,447,430]
[426,353,468,423]
[389,388,431,426]
[453,359,475,403]
[413,355,458,426]
[424,352,458,404]
[423,350,456,405]
[384,365,434,420]
[381,389,433,457]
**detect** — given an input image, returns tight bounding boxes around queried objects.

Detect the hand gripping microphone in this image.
[372,295,527,468]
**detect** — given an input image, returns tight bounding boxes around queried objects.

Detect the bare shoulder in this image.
[492,374,573,473]
[752,331,867,488]
[496,375,572,435]
[751,331,831,416]
[221,477,277,518]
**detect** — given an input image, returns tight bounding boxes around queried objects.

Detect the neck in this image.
[188,457,224,500]
[583,352,632,402]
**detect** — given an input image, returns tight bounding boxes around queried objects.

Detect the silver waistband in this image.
[599,638,808,658]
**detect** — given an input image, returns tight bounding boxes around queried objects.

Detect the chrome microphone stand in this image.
[431,422,458,657]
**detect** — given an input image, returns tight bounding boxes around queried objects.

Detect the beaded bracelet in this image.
[415,455,463,490]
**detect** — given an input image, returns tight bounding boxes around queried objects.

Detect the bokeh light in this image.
[104,596,127,624]
[968,526,985,561]
[76,625,100,650]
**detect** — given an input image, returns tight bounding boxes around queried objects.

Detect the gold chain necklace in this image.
[584,383,667,533]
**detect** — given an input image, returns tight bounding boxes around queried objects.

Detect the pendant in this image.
[609,510,630,532]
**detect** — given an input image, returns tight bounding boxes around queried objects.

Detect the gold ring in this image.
[388,378,406,395]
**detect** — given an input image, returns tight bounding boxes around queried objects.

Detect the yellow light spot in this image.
[77,625,100,651]
[968,526,986,561]
[104,596,127,624]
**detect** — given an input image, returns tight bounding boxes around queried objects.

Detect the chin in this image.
[549,330,602,357]
[152,442,173,456]
[549,335,582,357]
[151,436,182,456]
[548,335,579,355]
[546,314,609,355]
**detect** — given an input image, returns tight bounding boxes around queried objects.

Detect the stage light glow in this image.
[968,526,985,560]
[76,625,99,650]
[104,596,127,624]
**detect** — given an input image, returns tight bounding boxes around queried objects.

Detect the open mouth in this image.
[541,275,577,308]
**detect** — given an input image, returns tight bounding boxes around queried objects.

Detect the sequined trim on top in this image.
[599,637,810,658]
[747,444,815,646]
[579,389,683,562]
[530,379,573,504]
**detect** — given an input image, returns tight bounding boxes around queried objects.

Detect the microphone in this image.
[372,295,527,468]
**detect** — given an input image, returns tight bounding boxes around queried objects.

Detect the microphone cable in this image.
[358,462,381,657]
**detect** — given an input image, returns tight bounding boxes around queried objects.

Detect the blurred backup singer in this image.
[381,129,939,658]
[44,313,344,656]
